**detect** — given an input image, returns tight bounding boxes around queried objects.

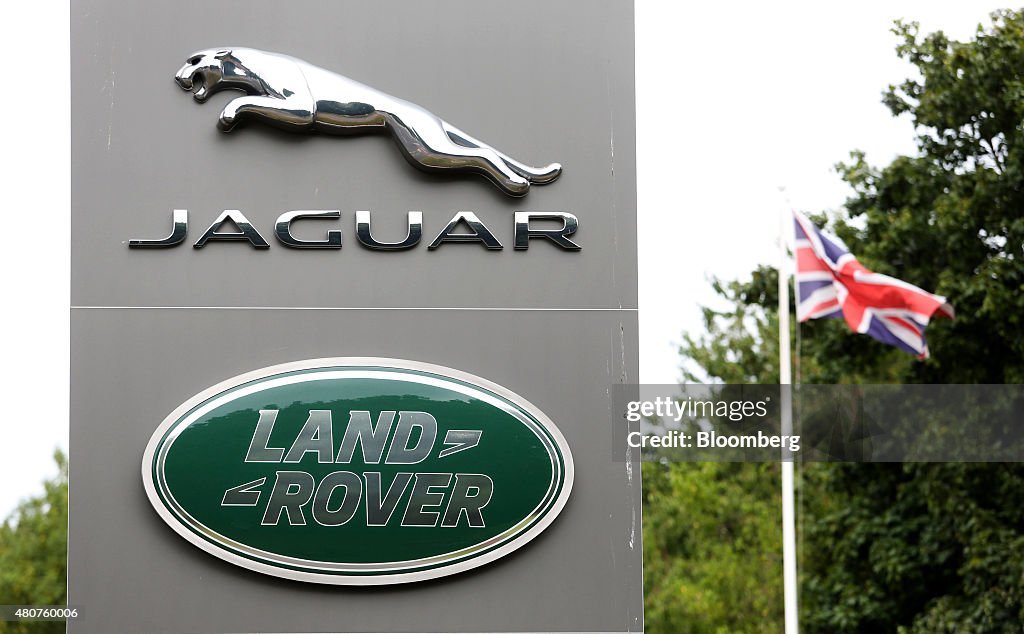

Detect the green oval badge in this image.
[142,358,574,585]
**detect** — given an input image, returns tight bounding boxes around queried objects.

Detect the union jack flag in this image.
[793,211,954,358]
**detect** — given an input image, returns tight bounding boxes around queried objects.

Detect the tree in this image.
[651,10,1024,633]
[643,269,788,634]
[643,461,784,634]
[0,450,68,634]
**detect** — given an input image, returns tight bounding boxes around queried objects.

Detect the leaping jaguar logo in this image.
[175,47,562,197]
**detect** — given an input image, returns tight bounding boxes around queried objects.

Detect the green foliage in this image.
[0,450,68,634]
[679,267,783,385]
[643,462,784,634]
[840,11,1024,384]
[801,463,1024,633]
[647,9,1024,634]
[799,16,1024,624]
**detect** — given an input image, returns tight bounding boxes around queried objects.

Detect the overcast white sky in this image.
[0,2,1011,517]
[636,1,1010,384]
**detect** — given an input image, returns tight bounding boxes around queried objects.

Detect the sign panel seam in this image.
[72,306,639,311]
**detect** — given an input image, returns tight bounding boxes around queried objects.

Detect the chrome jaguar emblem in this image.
[175,47,562,197]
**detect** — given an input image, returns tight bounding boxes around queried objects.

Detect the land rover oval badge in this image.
[141,358,574,585]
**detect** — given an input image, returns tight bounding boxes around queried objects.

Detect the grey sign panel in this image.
[70,309,640,633]
[71,0,637,310]
[71,0,640,632]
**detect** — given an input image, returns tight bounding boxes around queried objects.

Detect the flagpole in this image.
[779,204,799,633]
